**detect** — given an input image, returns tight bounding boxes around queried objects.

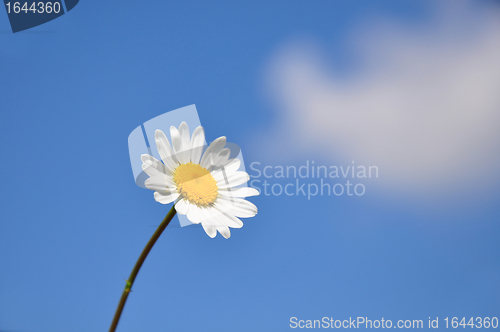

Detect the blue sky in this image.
[1,1,499,331]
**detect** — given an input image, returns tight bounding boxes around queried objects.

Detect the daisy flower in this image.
[140,122,258,238]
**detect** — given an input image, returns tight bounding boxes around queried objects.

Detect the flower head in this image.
[141,122,258,238]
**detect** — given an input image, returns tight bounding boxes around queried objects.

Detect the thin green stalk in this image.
[109,205,177,332]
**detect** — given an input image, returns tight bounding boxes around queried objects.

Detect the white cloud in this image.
[263,1,500,197]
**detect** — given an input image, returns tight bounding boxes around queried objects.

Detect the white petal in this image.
[215,197,257,218]
[190,126,205,164]
[154,191,179,204]
[217,171,250,189]
[211,148,230,170]
[154,130,178,172]
[213,208,243,228]
[170,125,188,164]
[223,158,241,174]
[178,122,191,152]
[200,208,231,238]
[214,198,232,215]
[218,187,260,198]
[216,223,231,239]
[211,159,242,183]
[170,123,191,164]
[142,162,167,178]
[141,154,171,175]
[170,126,182,153]
[186,204,204,224]
[211,169,226,183]
[175,198,190,215]
[145,176,176,193]
[200,137,226,169]
[201,221,217,238]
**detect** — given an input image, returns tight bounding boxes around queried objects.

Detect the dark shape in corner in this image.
[64,0,79,12]
[3,0,79,33]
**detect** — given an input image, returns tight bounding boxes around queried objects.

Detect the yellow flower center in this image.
[173,162,218,206]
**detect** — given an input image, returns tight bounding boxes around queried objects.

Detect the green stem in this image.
[109,205,177,332]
